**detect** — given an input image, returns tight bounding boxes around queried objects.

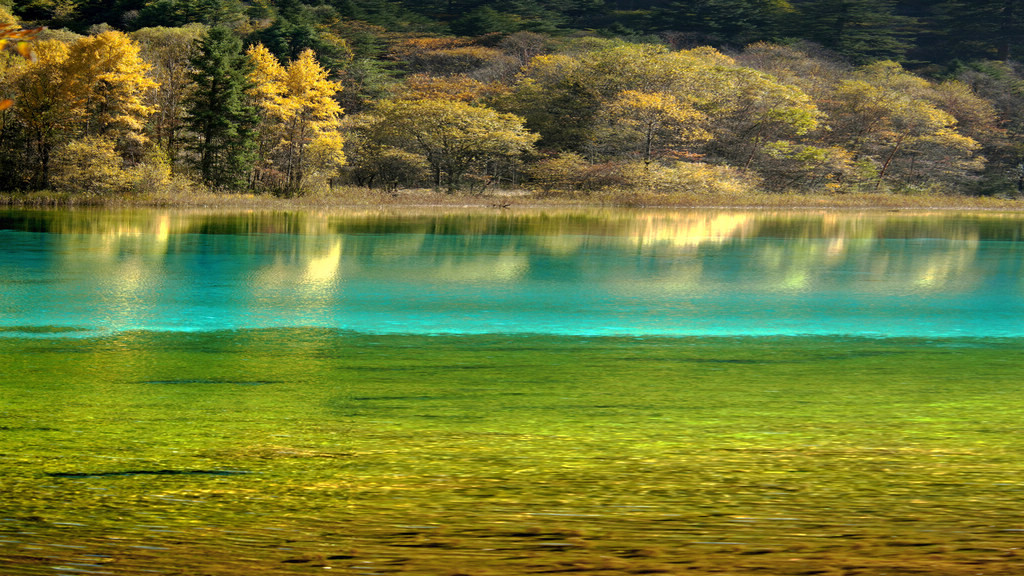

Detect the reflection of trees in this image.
[9,208,1022,299]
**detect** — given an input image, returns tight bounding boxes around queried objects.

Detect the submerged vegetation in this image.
[1,1,1023,203]
[2,331,1024,574]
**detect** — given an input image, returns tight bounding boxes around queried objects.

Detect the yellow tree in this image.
[248,44,344,193]
[5,40,71,187]
[599,90,709,165]
[364,98,538,193]
[4,31,157,189]
[827,61,983,190]
[506,40,818,169]
[62,31,157,148]
[694,64,821,170]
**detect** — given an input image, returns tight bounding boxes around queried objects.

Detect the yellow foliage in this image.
[389,36,504,75]
[608,90,707,132]
[0,7,17,26]
[369,97,537,192]
[680,46,736,66]
[390,36,476,58]
[247,45,345,192]
[247,42,286,113]
[281,49,344,126]
[9,40,72,135]
[397,73,490,102]
[50,136,129,196]
[62,31,157,137]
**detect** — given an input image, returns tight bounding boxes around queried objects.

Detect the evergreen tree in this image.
[930,0,1024,62]
[183,26,258,189]
[789,0,916,64]
[653,0,794,46]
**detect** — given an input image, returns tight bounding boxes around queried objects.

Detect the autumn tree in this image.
[957,60,1024,194]
[62,31,157,147]
[596,90,709,165]
[2,31,156,190]
[696,64,821,171]
[247,43,345,194]
[184,26,258,189]
[824,61,983,191]
[506,40,818,177]
[505,39,692,153]
[359,98,537,193]
[132,24,206,171]
[1,40,69,188]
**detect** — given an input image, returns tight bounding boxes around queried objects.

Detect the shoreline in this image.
[3,187,1024,212]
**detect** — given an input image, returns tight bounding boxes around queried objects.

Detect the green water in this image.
[2,330,1023,575]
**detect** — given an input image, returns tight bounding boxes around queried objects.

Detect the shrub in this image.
[49,137,131,197]
[527,156,759,197]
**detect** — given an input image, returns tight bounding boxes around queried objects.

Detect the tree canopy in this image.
[0,1,1021,198]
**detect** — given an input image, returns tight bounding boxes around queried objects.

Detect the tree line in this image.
[1,1,1023,198]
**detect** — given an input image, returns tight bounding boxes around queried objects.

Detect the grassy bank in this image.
[3,186,1024,212]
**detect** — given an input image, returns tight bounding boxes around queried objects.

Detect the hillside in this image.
[2,0,1022,200]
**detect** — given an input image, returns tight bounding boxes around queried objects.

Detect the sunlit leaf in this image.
[0,99,13,111]
[17,40,35,61]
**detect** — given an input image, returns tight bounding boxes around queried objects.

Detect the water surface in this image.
[2,209,1022,337]
[1,209,1022,575]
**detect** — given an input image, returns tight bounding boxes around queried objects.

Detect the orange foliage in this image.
[0,23,43,110]
[396,73,491,102]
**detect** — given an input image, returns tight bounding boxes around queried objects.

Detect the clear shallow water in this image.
[2,208,1024,575]
[1,209,1023,337]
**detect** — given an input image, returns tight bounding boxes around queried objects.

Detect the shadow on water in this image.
[45,470,252,478]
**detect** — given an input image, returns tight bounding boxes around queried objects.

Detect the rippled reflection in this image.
[1,208,1022,337]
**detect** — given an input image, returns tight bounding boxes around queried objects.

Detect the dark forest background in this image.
[14,1,1023,70]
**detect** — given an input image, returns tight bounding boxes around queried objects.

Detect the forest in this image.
[1,0,1023,199]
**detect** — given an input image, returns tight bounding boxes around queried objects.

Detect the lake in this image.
[1,208,1023,575]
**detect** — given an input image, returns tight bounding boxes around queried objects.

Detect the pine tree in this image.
[652,0,794,46]
[931,0,1024,62]
[183,26,258,190]
[790,0,916,64]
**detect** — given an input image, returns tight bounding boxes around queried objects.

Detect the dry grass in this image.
[2,186,1023,212]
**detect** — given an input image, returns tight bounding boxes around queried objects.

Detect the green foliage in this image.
[132,24,207,170]
[183,26,258,190]
[652,0,796,46]
[362,98,538,192]
[790,0,916,64]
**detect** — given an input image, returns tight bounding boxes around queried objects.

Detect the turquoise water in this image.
[2,209,1022,337]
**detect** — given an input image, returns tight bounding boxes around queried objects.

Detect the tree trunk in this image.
[876,134,906,190]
